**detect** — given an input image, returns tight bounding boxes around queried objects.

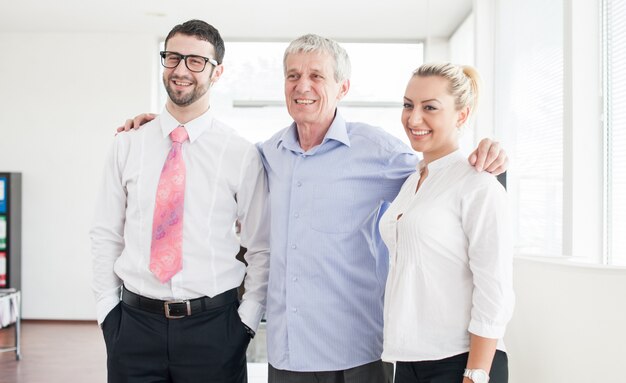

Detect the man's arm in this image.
[117,115,510,175]
[90,138,127,325]
[234,146,270,333]
[469,138,508,175]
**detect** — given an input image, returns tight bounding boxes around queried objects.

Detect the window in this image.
[495,0,564,257]
[604,0,626,264]
[160,41,423,145]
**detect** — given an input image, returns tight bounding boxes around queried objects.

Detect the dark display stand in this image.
[0,172,22,360]
[0,172,21,290]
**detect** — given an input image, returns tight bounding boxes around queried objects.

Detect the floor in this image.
[0,320,268,383]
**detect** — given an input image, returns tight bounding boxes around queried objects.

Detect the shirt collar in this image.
[277,111,351,152]
[419,149,465,172]
[160,106,214,143]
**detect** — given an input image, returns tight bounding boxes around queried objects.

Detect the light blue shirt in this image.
[258,112,418,371]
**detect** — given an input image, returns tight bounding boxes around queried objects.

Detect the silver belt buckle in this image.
[164,300,191,319]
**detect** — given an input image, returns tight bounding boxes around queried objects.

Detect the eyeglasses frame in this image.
[159,51,218,73]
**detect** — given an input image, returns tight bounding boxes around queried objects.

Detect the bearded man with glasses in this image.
[91,19,270,383]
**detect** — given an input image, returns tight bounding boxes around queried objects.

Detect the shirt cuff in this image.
[468,318,507,339]
[237,298,264,333]
[96,295,122,325]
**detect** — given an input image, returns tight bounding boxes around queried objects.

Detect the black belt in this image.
[122,286,238,319]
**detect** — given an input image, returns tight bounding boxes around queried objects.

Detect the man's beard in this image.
[163,73,211,107]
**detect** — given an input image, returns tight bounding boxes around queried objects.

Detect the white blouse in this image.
[379,150,515,362]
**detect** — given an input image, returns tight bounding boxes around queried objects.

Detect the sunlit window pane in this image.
[496,0,563,257]
[605,0,626,264]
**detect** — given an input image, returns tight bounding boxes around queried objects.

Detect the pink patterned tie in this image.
[150,125,188,283]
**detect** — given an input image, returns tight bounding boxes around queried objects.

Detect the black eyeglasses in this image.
[160,51,218,73]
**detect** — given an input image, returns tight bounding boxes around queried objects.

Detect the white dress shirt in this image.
[379,150,515,362]
[90,108,270,331]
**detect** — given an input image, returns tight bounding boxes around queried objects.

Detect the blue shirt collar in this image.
[277,111,351,153]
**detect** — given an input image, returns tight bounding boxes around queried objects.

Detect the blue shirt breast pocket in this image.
[310,186,357,234]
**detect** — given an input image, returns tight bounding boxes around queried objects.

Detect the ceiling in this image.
[0,0,472,41]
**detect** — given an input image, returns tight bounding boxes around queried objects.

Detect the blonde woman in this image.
[379,63,514,383]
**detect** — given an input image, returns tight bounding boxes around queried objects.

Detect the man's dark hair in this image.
[164,19,225,64]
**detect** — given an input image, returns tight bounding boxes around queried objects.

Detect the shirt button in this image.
[296,181,302,187]
[294,212,299,218]
[291,244,297,249]
[292,277,298,282]
[292,308,298,313]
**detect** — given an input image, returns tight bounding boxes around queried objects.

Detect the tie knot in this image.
[170,126,188,143]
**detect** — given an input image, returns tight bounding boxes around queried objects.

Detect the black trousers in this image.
[101,299,251,383]
[394,350,508,383]
[268,360,394,383]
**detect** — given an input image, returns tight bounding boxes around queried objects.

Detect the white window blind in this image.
[496,0,564,256]
[604,0,626,264]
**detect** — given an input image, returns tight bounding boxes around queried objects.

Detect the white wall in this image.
[507,257,626,382]
[472,0,495,143]
[448,13,475,65]
[448,13,477,153]
[0,32,158,319]
[423,37,449,62]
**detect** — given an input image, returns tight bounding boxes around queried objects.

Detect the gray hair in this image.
[413,62,481,115]
[283,34,351,82]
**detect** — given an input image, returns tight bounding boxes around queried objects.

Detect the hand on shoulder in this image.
[115,113,158,134]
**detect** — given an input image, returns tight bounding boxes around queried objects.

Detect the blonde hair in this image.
[413,63,481,117]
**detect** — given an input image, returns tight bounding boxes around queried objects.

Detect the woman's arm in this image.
[461,176,515,382]
[463,334,497,382]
